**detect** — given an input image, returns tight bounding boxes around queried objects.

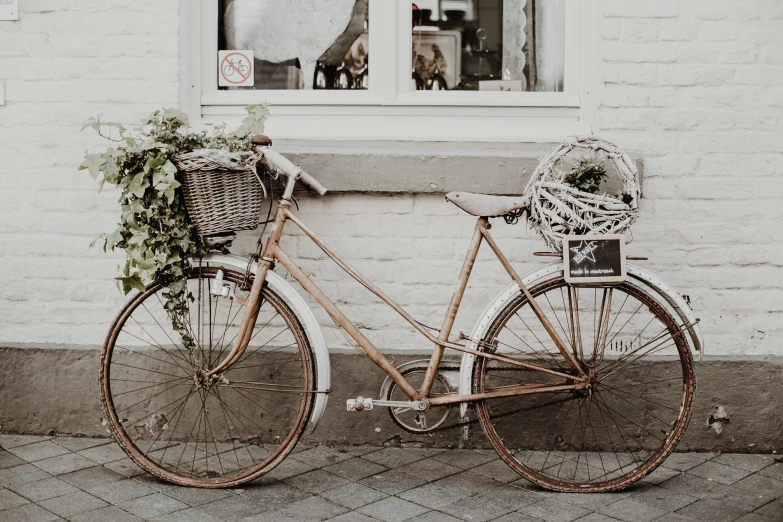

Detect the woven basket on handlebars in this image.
[173,150,266,236]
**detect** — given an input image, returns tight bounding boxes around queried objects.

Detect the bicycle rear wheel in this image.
[100,266,315,487]
[473,277,695,492]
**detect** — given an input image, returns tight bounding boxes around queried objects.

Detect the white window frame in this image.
[185,0,597,142]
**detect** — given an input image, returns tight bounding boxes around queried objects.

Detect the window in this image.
[189,0,596,142]
[219,0,370,91]
[410,1,564,93]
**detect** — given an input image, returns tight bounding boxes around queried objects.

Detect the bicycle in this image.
[223,59,249,77]
[100,136,702,492]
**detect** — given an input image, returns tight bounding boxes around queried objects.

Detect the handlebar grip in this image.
[260,149,328,196]
[299,171,328,196]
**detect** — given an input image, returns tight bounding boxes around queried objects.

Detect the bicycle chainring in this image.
[386,366,456,434]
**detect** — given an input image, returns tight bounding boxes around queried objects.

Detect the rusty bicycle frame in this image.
[205,182,592,407]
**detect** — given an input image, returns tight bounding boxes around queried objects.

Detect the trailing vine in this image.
[80,105,269,352]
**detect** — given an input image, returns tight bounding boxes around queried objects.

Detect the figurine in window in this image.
[313,62,329,89]
[411,68,425,90]
[429,67,447,90]
[429,45,447,81]
[413,43,448,89]
[355,57,369,89]
[334,62,353,89]
[344,41,368,88]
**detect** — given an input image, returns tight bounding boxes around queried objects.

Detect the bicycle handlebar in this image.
[259,148,328,196]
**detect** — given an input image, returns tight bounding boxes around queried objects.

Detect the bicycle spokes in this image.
[566,287,614,369]
[475,277,695,492]
[101,268,315,487]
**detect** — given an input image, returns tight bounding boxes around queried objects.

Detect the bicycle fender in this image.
[457,261,704,419]
[625,263,704,360]
[200,254,331,433]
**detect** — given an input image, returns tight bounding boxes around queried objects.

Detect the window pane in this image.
[219,0,369,90]
[411,0,564,92]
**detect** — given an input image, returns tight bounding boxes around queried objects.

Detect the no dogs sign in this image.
[218,50,254,87]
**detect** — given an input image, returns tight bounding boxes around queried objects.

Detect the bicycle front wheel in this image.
[473,277,695,492]
[100,266,315,487]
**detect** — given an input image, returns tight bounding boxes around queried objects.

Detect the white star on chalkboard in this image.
[571,241,597,263]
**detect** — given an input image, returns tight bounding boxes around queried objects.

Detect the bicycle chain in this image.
[387,364,547,435]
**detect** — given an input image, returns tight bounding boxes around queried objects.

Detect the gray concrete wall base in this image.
[277,141,644,195]
[0,347,779,452]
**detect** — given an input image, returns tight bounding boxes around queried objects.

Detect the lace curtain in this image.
[502,0,564,92]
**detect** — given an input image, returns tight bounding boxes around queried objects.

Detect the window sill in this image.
[201,91,580,108]
[199,106,590,143]
[268,140,644,195]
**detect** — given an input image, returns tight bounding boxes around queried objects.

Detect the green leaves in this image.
[79,153,107,180]
[234,104,269,138]
[128,172,150,198]
[81,115,126,142]
[163,107,189,123]
[82,115,125,134]
[565,160,608,195]
[116,274,146,294]
[80,104,269,353]
[153,160,180,204]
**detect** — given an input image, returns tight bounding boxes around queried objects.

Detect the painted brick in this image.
[602,42,679,63]
[680,0,762,21]
[603,0,679,19]
[19,0,72,13]
[620,19,661,43]
[762,2,783,19]
[718,43,759,64]
[698,21,738,41]
[677,42,720,64]
[659,20,700,41]
[601,19,621,40]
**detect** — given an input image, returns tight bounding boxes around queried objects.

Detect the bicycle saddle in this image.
[250,135,272,146]
[445,191,527,217]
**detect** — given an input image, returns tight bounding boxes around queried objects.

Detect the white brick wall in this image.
[0,0,781,357]
[0,0,180,346]
[595,0,783,356]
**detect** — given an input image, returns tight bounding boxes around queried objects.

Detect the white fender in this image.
[458,262,704,417]
[200,254,330,432]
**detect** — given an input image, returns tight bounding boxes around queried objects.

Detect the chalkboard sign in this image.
[563,234,627,284]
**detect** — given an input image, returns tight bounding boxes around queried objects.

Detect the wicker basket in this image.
[174,150,265,236]
[523,137,641,251]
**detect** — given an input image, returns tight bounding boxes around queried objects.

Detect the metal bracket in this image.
[210,269,249,305]
[210,270,231,297]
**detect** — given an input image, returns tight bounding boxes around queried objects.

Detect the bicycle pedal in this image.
[347,397,373,412]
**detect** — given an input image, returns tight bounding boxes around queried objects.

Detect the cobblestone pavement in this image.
[0,435,780,522]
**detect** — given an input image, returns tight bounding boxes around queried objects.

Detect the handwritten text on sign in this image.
[563,235,627,284]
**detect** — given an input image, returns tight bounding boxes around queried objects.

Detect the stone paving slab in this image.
[0,435,780,522]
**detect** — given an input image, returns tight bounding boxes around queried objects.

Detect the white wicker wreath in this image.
[523,136,641,251]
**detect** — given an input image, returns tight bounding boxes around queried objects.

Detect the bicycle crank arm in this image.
[347,396,427,412]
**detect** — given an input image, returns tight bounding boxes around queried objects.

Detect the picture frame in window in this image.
[411,29,462,91]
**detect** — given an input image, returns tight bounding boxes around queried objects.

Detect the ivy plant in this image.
[80,104,270,352]
[564,159,608,194]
